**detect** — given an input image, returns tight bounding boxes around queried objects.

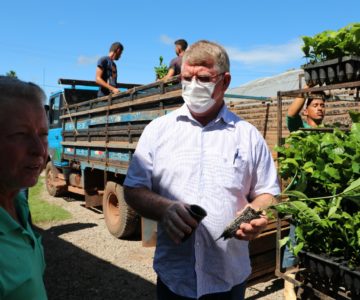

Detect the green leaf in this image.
[324,165,340,180]
[352,162,360,174]
[293,242,304,256]
[295,226,304,241]
[351,123,360,138]
[343,177,360,194]
[303,161,315,174]
[289,201,323,225]
[284,191,309,200]
[282,158,299,168]
[279,236,290,248]
[328,205,338,218]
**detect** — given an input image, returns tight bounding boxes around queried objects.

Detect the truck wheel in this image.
[45,161,65,197]
[103,181,139,239]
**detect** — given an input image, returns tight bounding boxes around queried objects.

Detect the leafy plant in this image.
[273,111,360,268]
[154,56,168,80]
[6,70,17,78]
[302,22,360,63]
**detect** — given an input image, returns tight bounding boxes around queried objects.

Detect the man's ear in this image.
[222,73,231,91]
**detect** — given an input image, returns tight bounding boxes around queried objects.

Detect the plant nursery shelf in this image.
[278,80,360,98]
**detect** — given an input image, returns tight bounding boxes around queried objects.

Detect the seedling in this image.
[216,206,263,241]
[154,56,168,79]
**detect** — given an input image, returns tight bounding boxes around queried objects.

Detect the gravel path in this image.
[36,180,285,300]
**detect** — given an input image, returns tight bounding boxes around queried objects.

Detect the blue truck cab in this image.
[48,90,68,167]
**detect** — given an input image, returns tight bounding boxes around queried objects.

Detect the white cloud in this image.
[77,55,99,65]
[160,34,174,45]
[226,39,303,65]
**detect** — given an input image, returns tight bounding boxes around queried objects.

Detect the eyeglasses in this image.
[181,73,224,84]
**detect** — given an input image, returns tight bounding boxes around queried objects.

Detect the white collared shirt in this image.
[124,104,280,298]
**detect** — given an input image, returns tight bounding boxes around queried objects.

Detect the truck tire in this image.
[45,161,65,197]
[103,181,139,239]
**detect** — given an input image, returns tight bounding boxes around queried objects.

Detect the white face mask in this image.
[182,78,217,114]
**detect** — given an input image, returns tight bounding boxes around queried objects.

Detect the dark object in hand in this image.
[182,204,207,242]
[216,206,263,241]
[186,204,207,222]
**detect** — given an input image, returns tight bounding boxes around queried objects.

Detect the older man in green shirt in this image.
[0,76,48,300]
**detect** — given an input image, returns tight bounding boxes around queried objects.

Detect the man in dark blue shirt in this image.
[96,42,124,97]
[161,39,187,81]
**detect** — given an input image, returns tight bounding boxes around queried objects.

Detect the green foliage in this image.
[6,70,17,78]
[301,22,360,63]
[274,115,360,267]
[29,177,71,223]
[154,56,168,79]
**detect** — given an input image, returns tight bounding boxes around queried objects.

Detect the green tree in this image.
[6,70,17,78]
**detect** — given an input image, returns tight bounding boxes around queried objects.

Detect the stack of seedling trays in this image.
[298,251,360,298]
[300,22,360,87]
[303,56,360,86]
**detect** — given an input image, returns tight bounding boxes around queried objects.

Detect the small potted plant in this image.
[154,56,168,80]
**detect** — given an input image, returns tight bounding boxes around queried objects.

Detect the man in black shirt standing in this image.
[96,42,124,97]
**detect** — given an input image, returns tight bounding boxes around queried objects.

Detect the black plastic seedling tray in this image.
[298,250,360,297]
[302,56,360,86]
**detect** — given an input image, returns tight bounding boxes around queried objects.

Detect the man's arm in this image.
[287,95,306,117]
[95,66,120,94]
[287,84,312,117]
[160,67,175,82]
[123,186,170,220]
[249,192,275,211]
[123,186,198,244]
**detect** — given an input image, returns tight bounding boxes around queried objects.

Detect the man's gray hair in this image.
[0,76,46,106]
[181,40,230,74]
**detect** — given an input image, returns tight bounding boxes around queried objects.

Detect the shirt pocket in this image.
[218,155,247,192]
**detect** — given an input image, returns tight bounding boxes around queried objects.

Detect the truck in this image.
[46,76,291,284]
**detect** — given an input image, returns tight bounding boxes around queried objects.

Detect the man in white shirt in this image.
[124,40,280,300]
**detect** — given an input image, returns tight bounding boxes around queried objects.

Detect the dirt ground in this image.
[36,181,285,300]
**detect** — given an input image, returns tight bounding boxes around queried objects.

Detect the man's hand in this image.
[161,202,198,244]
[123,187,200,244]
[110,86,120,94]
[234,206,268,241]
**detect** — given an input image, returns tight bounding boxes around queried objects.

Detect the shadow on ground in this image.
[45,222,98,236]
[36,224,155,300]
[246,278,284,300]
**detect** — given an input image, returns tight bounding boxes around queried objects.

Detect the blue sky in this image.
[0,0,359,99]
